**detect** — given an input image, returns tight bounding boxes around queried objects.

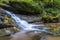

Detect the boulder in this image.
[11,31,42,40]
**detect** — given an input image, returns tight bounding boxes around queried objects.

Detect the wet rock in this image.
[0,23,15,29]
[16,14,42,24]
[0,8,20,36]
[0,8,19,29]
[11,31,42,40]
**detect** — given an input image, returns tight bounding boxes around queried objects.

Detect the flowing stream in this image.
[0,8,60,40]
[1,9,52,40]
[5,10,39,31]
[0,9,59,40]
[4,10,55,35]
[4,10,49,32]
[2,9,53,40]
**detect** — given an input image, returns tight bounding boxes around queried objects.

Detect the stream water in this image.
[5,10,49,32]
[2,10,52,40]
[0,8,60,40]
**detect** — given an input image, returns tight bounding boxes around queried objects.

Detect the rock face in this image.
[16,14,42,23]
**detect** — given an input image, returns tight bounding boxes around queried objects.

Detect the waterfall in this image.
[1,10,53,40]
[4,10,40,31]
[4,10,50,33]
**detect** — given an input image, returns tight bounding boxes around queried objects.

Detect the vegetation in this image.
[0,0,60,36]
[0,0,60,22]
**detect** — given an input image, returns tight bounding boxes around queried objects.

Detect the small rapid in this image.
[5,10,41,31]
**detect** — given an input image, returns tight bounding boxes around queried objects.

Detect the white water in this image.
[5,10,40,31]
[4,10,50,33]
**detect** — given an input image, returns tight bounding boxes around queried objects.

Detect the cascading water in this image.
[4,10,51,33]
[4,10,40,31]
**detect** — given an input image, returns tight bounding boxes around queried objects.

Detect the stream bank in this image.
[0,1,60,40]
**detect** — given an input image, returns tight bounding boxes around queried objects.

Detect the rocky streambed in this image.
[0,8,60,40]
[0,8,45,40]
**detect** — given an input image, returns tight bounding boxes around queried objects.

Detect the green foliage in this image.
[44,0,53,3]
[8,0,44,13]
[41,0,60,19]
[0,0,60,19]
